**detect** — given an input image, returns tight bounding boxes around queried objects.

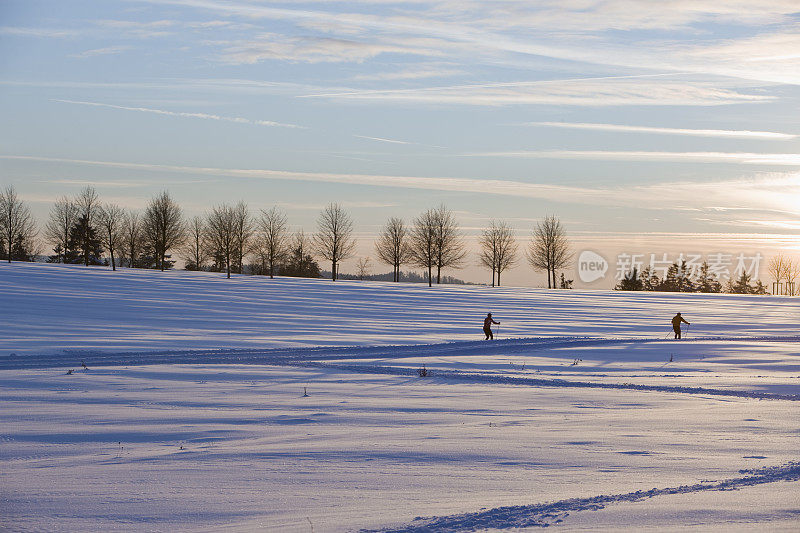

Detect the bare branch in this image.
[479,219,518,286]
[44,196,77,264]
[374,217,410,282]
[408,208,437,287]
[205,204,236,278]
[257,207,289,278]
[527,215,572,288]
[0,185,37,262]
[181,216,208,271]
[312,203,356,281]
[98,203,125,271]
[142,191,185,271]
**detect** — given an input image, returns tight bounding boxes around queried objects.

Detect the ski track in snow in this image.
[300,362,800,401]
[4,335,799,401]
[368,462,800,532]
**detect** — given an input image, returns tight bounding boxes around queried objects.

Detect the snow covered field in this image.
[1,262,799,531]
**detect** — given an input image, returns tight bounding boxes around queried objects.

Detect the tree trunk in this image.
[497,270,501,287]
[332,260,336,281]
[111,248,116,271]
[427,266,432,287]
[436,265,441,284]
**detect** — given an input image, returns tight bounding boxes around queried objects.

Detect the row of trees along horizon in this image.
[0,184,781,294]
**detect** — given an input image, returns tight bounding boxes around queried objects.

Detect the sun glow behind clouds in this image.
[527,122,797,140]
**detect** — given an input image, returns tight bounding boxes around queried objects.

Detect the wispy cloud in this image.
[466,150,800,166]
[0,27,80,38]
[301,76,769,107]
[277,200,398,210]
[352,134,446,149]
[52,99,305,129]
[218,34,444,64]
[526,122,797,140]
[0,78,312,95]
[5,154,800,214]
[352,65,464,82]
[69,46,132,59]
[134,0,800,85]
[45,178,145,188]
[353,135,412,145]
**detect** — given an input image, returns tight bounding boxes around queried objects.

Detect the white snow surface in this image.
[1,262,799,532]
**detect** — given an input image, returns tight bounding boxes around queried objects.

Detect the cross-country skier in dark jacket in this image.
[672,313,690,339]
[484,313,500,340]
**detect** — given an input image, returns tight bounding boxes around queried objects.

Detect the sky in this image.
[1,0,800,288]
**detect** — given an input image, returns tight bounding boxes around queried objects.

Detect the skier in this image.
[483,313,500,340]
[672,312,690,339]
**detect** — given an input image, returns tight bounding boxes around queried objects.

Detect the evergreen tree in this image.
[727,271,767,294]
[676,260,695,292]
[0,231,38,261]
[641,266,660,291]
[752,280,768,295]
[661,263,680,292]
[615,267,644,291]
[281,242,321,278]
[66,215,104,265]
[695,261,721,293]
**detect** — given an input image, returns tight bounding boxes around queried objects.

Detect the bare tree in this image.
[768,254,790,293]
[356,257,372,280]
[123,211,142,268]
[312,203,356,281]
[258,207,289,278]
[432,205,466,284]
[44,196,77,263]
[75,186,100,266]
[142,191,185,271]
[98,204,125,270]
[205,204,236,278]
[408,208,437,287]
[549,219,573,288]
[775,255,800,295]
[526,215,572,288]
[787,258,800,296]
[182,216,208,271]
[0,185,37,262]
[479,220,518,286]
[232,201,256,275]
[374,217,410,282]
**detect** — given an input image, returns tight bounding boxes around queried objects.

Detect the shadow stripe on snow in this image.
[364,462,800,532]
[5,335,800,370]
[299,362,800,401]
